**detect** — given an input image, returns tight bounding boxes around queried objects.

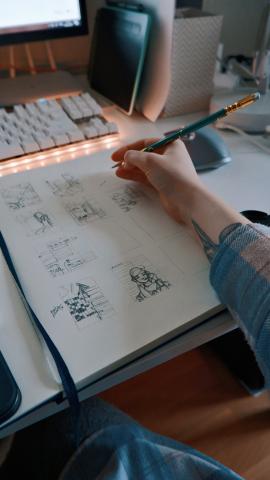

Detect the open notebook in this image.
[0,150,222,415]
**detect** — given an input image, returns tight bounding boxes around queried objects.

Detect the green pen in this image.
[112,92,260,166]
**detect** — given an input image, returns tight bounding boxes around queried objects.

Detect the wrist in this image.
[188,183,210,219]
[170,181,206,220]
[187,185,249,243]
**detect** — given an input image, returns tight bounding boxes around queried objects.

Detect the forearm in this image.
[177,185,270,385]
[186,184,250,247]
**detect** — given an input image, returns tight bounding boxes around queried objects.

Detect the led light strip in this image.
[0,134,120,176]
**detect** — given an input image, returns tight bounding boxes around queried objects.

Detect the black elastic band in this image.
[0,231,80,422]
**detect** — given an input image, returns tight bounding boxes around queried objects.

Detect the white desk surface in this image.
[0,106,269,438]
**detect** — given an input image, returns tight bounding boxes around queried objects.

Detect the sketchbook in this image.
[0,150,222,399]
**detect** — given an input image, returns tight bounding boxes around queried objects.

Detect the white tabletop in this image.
[0,107,269,438]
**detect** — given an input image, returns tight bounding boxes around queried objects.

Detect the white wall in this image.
[203,0,269,56]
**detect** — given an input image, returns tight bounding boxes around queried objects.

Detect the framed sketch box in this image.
[162,8,223,117]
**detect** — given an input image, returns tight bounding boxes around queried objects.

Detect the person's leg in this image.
[1,396,244,480]
[1,396,136,480]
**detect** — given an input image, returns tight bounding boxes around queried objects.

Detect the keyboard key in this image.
[32,134,55,150]
[67,130,85,142]
[96,124,109,136]
[60,98,82,121]
[20,136,40,154]
[92,117,104,128]
[83,126,98,139]
[25,103,39,116]
[106,122,119,134]
[92,102,102,116]
[6,125,18,137]
[0,92,119,162]
[81,93,93,105]
[14,105,27,119]
[0,141,24,160]
[47,99,62,112]
[51,133,70,146]
[5,112,18,125]
[36,99,51,114]
[71,96,92,118]
[81,93,102,115]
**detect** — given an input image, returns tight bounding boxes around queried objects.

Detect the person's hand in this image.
[111,138,203,225]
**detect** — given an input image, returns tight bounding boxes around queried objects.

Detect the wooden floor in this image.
[101,346,270,480]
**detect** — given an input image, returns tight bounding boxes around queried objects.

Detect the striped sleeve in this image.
[210,223,270,387]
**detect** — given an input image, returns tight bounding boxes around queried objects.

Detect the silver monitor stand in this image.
[0,71,83,106]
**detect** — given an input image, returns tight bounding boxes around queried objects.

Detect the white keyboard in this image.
[0,93,119,161]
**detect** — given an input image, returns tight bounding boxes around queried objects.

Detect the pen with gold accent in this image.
[112,93,260,167]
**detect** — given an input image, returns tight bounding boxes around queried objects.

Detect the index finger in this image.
[111,138,159,162]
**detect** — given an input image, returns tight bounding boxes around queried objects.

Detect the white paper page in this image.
[0,251,59,425]
[0,150,220,388]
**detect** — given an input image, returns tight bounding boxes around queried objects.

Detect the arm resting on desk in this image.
[114,138,270,387]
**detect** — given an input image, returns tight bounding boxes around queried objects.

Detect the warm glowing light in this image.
[67,146,78,153]
[105,141,114,149]
[7,161,20,168]
[21,158,33,165]
[0,134,120,176]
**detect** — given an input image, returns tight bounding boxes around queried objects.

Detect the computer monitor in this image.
[0,0,88,47]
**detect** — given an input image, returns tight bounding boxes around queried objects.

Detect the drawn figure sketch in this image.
[130,266,171,302]
[37,236,96,277]
[60,279,114,326]
[112,256,171,303]
[65,199,106,225]
[17,209,56,236]
[111,185,144,212]
[45,174,82,197]
[0,183,41,210]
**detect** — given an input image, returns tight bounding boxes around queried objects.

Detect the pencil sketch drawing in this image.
[45,173,83,197]
[16,209,56,236]
[37,236,96,277]
[110,185,145,212]
[60,279,114,325]
[0,183,41,210]
[112,255,171,302]
[51,304,64,318]
[129,266,171,302]
[65,199,106,225]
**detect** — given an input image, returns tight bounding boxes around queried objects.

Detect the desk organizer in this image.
[162,8,223,117]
